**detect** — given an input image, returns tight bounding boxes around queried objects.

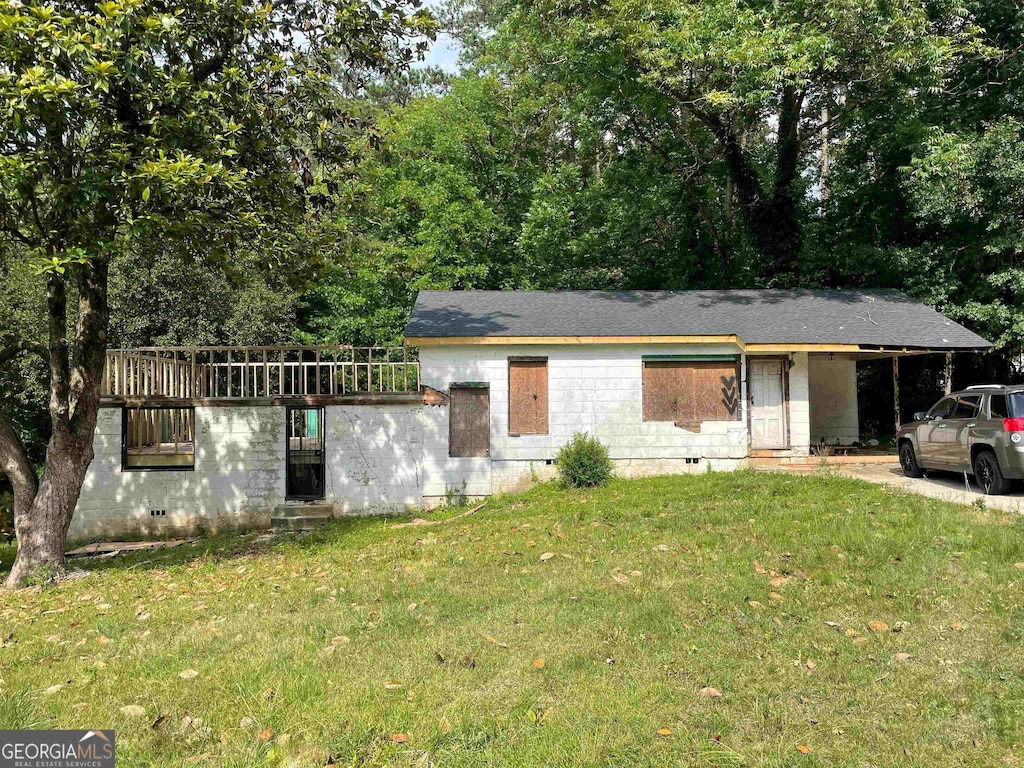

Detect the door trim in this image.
[747,357,790,450]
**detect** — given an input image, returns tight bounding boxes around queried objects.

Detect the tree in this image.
[0,0,434,587]
[477,0,987,281]
[300,74,551,344]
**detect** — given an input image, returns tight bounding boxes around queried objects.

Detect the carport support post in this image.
[944,352,953,395]
[893,356,901,432]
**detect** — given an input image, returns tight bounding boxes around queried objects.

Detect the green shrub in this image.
[555,432,613,488]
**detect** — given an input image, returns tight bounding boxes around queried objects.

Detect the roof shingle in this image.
[403,290,991,349]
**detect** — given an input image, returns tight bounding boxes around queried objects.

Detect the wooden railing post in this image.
[100,345,419,399]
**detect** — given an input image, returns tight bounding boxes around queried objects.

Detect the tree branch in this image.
[774,84,803,195]
[0,340,49,367]
[0,410,38,525]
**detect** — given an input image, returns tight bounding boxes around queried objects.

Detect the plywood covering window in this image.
[508,358,548,435]
[642,359,741,431]
[122,407,195,470]
[449,385,490,457]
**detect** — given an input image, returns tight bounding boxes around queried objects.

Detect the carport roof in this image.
[404,290,991,350]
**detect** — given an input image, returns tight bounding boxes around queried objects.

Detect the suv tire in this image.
[973,449,1011,495]
[899,441,924,478]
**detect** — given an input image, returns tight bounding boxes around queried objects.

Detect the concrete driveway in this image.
[832,460,1024,513]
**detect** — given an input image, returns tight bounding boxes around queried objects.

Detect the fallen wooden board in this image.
[66,539,192,557]
[392,503,485,529]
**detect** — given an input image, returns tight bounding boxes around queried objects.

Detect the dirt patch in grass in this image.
[2,470,1024,766]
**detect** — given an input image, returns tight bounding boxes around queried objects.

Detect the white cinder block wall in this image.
[72,403,457,539]
[807,355,860,445]
[72,406,287,540]
[71,345,822,539]
[419,343,751,494]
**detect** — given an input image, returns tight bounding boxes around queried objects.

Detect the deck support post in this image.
[893,356,901,432]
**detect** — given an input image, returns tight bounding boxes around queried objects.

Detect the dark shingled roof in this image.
[404,290,991,349]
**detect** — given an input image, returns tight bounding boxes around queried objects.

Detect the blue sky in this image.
[415,0,461,73]
[419,33,460,72]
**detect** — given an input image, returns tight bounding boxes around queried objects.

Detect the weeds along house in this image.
[73,289,989,538]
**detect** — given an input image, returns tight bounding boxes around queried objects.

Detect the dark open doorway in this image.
[286,406,325,500]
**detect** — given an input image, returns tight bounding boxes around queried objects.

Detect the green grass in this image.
[3,470,1024,766]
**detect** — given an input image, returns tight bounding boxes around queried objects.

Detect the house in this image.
[71,289,990,539]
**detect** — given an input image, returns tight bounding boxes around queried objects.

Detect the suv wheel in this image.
[899,441,924,478]
[973,449,1011,495]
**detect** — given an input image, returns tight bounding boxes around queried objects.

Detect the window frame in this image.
[121,406,196,472]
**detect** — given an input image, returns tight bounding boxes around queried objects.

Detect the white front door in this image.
[750,360,787,448]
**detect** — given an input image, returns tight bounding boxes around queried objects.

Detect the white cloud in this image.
[417,32,461,73]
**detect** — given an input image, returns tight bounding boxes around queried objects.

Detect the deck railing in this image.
[101,346,420,399]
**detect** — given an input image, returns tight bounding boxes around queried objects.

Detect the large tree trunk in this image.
[5,430,96,586]
[698,87,805,283]
[3,260,108,589]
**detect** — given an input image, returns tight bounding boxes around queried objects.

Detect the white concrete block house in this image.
[72,290,989,539]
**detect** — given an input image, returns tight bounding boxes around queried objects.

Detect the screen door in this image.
[286,406,325,499]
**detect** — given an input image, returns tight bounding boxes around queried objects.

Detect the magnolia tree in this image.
[0,0,434,587]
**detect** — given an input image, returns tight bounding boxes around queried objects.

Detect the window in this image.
[122,407,195,470]
[952,395,981,419]
[508,358,548,435]
[928,397,957,419]
[449,385,490,457]
[990,394,1008,419]
[642,358,741,430]
[1009,393,1024,418]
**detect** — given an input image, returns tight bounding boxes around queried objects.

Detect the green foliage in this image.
[24,561,57,590]
[555,432,613,488]
[903,119,1024,350]
[473,0,986,279]
[300,75,553,344]
[108,243,301,347]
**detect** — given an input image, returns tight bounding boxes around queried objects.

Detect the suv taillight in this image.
[1003,418,1024,432]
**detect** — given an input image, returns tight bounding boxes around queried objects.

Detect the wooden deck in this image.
[101,345,421,401]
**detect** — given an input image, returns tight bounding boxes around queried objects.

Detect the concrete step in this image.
[271,515,332,531]
[272,504,333,519]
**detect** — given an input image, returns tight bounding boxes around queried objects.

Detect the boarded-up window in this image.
[642,359,740,430]
[449,385,490,457]
[508,358,548,435]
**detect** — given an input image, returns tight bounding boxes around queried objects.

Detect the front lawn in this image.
[2,470,1024,767]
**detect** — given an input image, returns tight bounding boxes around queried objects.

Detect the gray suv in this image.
[896,386,1024,494]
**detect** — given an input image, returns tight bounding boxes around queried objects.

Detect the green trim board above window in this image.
[641,354,740,362]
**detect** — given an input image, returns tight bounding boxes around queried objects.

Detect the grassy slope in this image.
[2,470,1024,767]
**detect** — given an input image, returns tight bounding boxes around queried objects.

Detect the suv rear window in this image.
[1009,393,1024,418]
[990,394,1008,419]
